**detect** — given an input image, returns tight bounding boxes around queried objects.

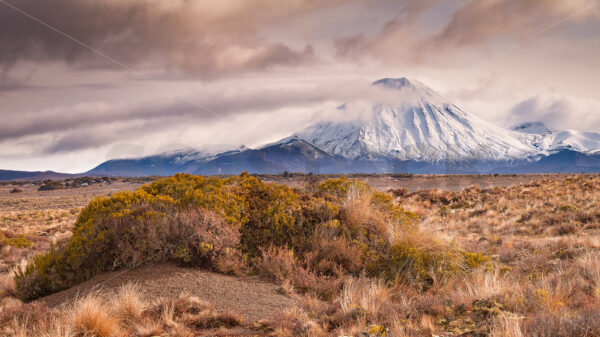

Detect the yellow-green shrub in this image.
[1,235,33,248]
[317,177,370,200]
[373,238,489,287]
[14,173,322,300]
[14,174,486,301]
[15,205,241,301]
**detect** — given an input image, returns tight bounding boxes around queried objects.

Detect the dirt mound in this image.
[38,264,296,322]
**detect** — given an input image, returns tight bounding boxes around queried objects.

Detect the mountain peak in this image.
[372,77,441,101]
[372,77,414,89]
[294,78,536,161]
[512,121,553,135]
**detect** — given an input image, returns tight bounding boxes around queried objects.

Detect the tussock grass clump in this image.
[111,283,146,323]
[69,294,122,337]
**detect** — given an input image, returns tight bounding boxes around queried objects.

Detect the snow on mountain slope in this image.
[512,122,600,154]
[542,131,600,153]
[294,78,537,162]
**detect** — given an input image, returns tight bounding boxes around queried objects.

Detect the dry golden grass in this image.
[339,277,389,318]
[267,175,600,336]
[0,282,245,337]
[110,283,146,323]
[3,174,600,336]
[69,294,122,337]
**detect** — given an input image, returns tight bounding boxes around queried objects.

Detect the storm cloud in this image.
[0,0,329,78]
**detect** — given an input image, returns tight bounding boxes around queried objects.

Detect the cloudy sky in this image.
[1,0,599,172]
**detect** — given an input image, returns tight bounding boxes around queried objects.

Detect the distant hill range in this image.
[0,170,76,181]
[3,78,600,180]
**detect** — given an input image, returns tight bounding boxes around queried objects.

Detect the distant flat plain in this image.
[262,173,567,192]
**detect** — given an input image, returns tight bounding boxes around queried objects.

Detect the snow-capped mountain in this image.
[512,122,600,155]
[294,78,537,162]
[82,77,600,177]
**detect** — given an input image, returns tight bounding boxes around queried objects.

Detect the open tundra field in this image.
[0,173,600,336]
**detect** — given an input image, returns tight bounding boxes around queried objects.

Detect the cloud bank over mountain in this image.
[0,0,599,172]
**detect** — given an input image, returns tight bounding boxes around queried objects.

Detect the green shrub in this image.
[14,174,486,301]
[236,175,303,257]
[15,173,307,299]
[373,237,489,288]
[1,235,33,248]
[15,203,241,301]
[317,177,370,200]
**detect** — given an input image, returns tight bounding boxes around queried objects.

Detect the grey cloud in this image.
[510,96,570,128]
[44,130,118,154]
[0,0,323,79]
[334,0,599,64]
[4,77,396,153]
[509,95,600,131]
[334,35,369,61]
[0,66,35,92]
[0,100,196,141]
[42,117,180,154]
[430,0,598,47]
[334,0,439,61]
[105,143,145,160]
[0,83,350,141]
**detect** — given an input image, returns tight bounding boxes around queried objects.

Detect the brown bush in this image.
[15,206,242,301]
[306,236,363,275]
[256,246,343,300]
[522,309,600,337]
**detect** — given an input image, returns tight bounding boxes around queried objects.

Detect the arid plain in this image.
[1,173,599,336]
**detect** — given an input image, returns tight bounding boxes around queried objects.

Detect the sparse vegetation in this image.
[2,174,600,336]
[1,235,32,249]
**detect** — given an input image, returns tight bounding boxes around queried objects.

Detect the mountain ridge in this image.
[84,77,600,176]
[4,77,600,179]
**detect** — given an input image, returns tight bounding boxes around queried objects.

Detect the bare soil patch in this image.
[39,263,296,322]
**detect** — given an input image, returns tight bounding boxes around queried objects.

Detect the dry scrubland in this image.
[0,174,599,336]
[0,182,142,275]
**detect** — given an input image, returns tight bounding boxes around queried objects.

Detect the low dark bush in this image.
[37,180,64,191]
